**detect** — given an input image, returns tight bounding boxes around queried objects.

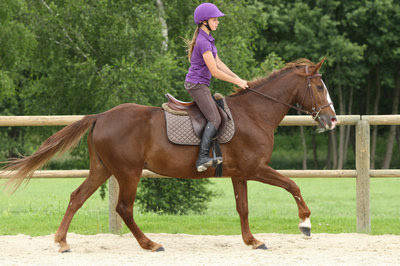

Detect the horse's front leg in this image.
[231,178,267,249]
[248,164,312,237]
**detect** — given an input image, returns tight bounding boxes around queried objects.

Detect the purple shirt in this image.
[185,29,217,86]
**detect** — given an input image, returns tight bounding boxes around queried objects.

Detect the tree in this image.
[0,0,38,158]
[382,65,400,168]
[344,0,400,169]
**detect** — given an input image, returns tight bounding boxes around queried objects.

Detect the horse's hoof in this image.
[299,226,311,237]
[256,243,268,250]
[58,243,71,253]
[150,243,164,252]
[154,246,165,252]
[252,240,268,250]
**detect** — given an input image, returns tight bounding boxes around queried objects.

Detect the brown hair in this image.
[184,25,201,61]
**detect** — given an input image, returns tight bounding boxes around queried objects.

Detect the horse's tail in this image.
[3,115,98,193]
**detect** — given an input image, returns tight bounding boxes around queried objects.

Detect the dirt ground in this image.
[1,233,399,265]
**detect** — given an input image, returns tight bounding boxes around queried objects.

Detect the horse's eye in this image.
[317,85,323,91]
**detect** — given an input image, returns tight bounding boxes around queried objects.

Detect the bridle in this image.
[247,66,333,120]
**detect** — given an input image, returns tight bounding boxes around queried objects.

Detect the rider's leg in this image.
[196,121,222,171]
[185,82,222,172]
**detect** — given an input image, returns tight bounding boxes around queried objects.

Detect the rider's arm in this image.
[203,51,247,89]
[215,55,240,79]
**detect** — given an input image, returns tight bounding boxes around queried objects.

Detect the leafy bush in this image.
[135,178,216,215]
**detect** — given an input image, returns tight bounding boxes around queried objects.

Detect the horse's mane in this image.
[230,58,316,96]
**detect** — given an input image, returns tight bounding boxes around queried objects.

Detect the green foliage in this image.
[259,52,285,74]
[135,178,216,215]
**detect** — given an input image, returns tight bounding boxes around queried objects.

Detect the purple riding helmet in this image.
[194,3,225,25]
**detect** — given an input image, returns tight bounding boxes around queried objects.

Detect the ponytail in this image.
[184,25,201,61]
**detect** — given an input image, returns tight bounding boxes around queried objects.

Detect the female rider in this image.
[185,3,248,172]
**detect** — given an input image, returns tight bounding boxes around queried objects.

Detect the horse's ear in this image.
[314,57,326,73]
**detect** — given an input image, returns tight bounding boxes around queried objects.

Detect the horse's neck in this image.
[229,75,300,129]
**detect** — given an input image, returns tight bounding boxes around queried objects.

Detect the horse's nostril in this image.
[331,117,337,123]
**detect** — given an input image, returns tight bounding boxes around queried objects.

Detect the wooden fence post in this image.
[356,119,371,233]
[108,176,122,233]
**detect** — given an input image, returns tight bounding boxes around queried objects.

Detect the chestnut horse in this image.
[4,58,337,252]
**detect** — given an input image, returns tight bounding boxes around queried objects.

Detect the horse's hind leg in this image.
[232,178,267,249]
[54,165,110,252]
[114,170,163,252]
[54,136,111,252]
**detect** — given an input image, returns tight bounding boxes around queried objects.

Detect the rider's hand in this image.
[237,79,249,89]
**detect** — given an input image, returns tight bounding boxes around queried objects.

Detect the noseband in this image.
[247,66,333,120]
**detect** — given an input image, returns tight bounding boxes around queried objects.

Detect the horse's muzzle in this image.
[316,114,337,131]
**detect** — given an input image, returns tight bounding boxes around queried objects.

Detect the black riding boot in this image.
[196,122,223,172]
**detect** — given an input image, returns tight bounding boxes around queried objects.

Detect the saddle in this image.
[164,93,231,139]
[162,93,235,177]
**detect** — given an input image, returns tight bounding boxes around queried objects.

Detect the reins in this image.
[246,87,309,114]
[247,66,333,120]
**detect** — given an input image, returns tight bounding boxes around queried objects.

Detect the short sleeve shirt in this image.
[185,29,217,86]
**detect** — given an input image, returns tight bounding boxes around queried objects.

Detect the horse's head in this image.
[235,58,337,131]
[296,59,337,131]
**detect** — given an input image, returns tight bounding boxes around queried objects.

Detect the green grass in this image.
[1,178,399,236]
